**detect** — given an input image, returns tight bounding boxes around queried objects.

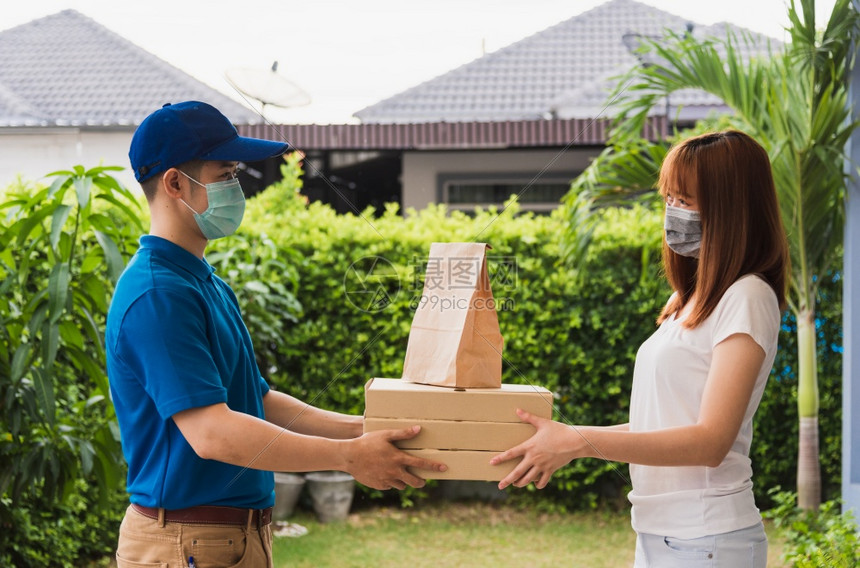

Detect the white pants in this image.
[633,522,767,568]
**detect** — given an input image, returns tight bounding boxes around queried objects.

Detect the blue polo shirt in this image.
[106,235,274,510]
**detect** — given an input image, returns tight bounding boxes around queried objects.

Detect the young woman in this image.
[492,130,789,567]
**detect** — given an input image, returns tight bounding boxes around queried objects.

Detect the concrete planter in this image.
[305,471,355,523]
[273,472,306,520]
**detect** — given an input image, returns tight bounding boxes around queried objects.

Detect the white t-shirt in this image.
[627,274,780,539]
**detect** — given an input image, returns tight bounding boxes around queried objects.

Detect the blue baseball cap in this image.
[129,101,289,182]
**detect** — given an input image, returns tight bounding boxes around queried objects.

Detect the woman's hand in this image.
[491,408,584,490]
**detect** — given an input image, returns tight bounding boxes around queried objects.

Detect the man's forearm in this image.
[263,390,363,439]
[175,402,352,472]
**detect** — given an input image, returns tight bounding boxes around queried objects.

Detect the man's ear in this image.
[161,168,184,199]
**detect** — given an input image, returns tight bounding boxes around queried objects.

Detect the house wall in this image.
[0,129,137,191]
[401,148,599,212]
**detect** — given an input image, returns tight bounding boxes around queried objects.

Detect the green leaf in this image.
[79,276,109,315]
[14,207,52,246]
[47,263,71,324]
[79,438,95,475]
[245,280,269,294]
[86,164,124,176]
[93,439,122,492]
[93,230,125,283]
[80,250,102,274]
[27,299,49,337]
[73,175,92,209]
[11,343,31,383]
[96,192,145,231]
[59,319,85,350]
[47,174,70,198]
[50,204,73,251]
[41,320,60,370]
[0,270,15,298]
[31,366,55,427]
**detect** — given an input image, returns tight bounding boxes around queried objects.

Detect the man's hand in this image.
[344,426,447,490]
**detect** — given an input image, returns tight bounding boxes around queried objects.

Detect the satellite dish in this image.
[225,61,311,118]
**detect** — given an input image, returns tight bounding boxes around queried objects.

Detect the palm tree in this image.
[563,0,859,510]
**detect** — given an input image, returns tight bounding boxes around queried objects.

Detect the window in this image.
[440,175,576,213]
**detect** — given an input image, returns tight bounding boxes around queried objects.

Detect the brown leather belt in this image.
[132,503,273,527]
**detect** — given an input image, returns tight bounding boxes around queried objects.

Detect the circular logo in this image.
[343,256,401,313]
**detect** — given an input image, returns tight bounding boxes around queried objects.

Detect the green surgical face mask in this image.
[179,171,246,240]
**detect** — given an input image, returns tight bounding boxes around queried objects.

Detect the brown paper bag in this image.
[402,242,504,389]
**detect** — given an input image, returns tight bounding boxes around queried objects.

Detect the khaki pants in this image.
[116,505,273,568]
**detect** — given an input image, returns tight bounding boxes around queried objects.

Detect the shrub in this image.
[0,167,141,565]
[0,479,127,567]
[764,488,860,567]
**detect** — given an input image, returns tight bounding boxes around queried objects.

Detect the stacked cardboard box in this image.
[364,378,553,481]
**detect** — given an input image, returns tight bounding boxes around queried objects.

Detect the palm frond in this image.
[560,139,668,269]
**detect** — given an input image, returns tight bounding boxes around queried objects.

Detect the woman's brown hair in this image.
[657,130,789,327]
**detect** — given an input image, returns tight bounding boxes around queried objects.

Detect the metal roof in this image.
[237,116,668,151]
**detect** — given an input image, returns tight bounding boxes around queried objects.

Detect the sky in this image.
[2,0,839,124]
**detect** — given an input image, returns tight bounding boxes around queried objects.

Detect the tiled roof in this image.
[354,0,777,124]
[0,10,261,128]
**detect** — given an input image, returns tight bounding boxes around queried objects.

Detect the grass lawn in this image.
[273,502,789,568]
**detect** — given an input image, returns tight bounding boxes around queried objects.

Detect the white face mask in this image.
[178,171,246,240]
[664,205,701,258]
